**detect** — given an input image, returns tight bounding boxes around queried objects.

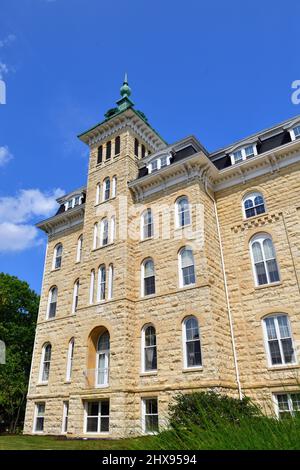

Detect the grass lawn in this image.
[0,434,155,450]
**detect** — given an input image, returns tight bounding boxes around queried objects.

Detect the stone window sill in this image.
[182,367,203,373]
[254,281,282,291]
[267,364,299,372]
[140,371,158,377]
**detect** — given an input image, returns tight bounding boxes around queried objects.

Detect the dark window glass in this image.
[106,141,111,160]
[141,145,146,158]
[97,146,103,164]
[134,138,139,157]
[115,136,120,155]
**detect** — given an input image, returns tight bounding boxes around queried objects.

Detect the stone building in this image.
[24,77,300,437]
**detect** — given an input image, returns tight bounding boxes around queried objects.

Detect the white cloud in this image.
[0,62,8,80]
[0,146,13,167]
[0,188,64,252]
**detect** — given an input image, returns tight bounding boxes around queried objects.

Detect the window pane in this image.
[98,332,110,351]
[269,340,282,365]
[277,394,289,411]
[100,417,109,432]
[145,415,158,433]
[144,276,155,295]
[281,338,294,363]
[145,346,157,370]
[181,248,194,268]
[35,417,44,432]
[101,400,110,416]
[87,417,98,432]
[277,316,290,338]
[252,242,263,263]
[186,340,202,366]
[265,317,277,340]
[185,317,199,341]
[291,394,300,411]
[255,261,268,285]
[266,259,279,283]
[182,265,195,285]
[145,399,158,414]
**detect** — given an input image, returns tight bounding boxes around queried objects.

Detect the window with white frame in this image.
[183,316,202,368]
[179,247,196,287]
[103,178,110,201]
[39,343,51,383]
[34,402,45,433]
[72,280,79,313]
[112,176,117,198]
[230,144,257,165]
[97,265,106,301]
[250,234,280,286]
[263,315,295,366]
[290,125,300,141]
[176,196,191,228]
[85,400,109,433]
[96,331,110,387]
[76,235,83,262]
[66,338,74,382]
[142,398,158,434]
[96,183,101,204]
[89,270,95,304]
[243,192,266,219]
[141,208,154,240]
[47,287,58,319]
[62,401,69,434]
[142,325,157,372]
[108,264,114,300]
[142,258,155,296]
[275,393,300,418]
[64,194,83,211]
[93,223,98,249]
[147,154,171,174]
[53,243,63,269]
[101,218,109,246]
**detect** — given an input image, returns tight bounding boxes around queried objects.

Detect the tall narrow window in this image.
[53,243,63,269]
[72,280,79,313]
[40,343,52,383]
[176,197,191,227]
[66,338,74,382]
[142,325,157,372]
[141,209,154,240]
[47,287,58,319]
[96,331,110,386]
[34,403,45,433]
[134,138,139,157]
[97,265,106,301]
[142,259,155,296]
[106,141,111,160]
[97,145,103,164]
[179,247,196,287]
[142,398,158,434]
[263,315,295,366]
[243,192,266,219]
[108,264,114,300]
[96,183,101,204]
[103,178,110,201]
[141,144,146,158]
[112,176,117,198]
[62,401,69,434]
[101,218,109,246]
[76,235,83,262]
[93,223,99,249]
[89,270,95,304]
[250,234,280,286]
[85,400,109,433]
[115,136,120,155]
[183,316,202,368]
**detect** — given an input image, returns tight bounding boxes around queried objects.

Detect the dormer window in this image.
[147,154,171,174]
[64,194,84,211]
[290,125,300,141]
[230,144,257,165]
[151,160,158,172]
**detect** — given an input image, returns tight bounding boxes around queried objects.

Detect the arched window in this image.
[112,176,117,198]
[76,235,83,262]
[47,287,58,319]
[66,338,74,382]
[106,141,111,160]
[142,325,157,372]
[134,138,139,157]
[182,317,202,368]
[176,196,191,228]
[103,178,110,201]
[101,218,109,246]
[53,243,63,269]
[108,264,114,300]
[93,222,99,249]
[142,259,155,296]
[263,314,295,366]
[89,270,95,304]
[72,280,79,313]
[110,216,115,243]
[96,183,101,204]
[179,247,196,287]
[97,265,106,301]
[250,234,280,286]
[96,331,110,386]
[97,145,103,164]
[39,343,52,383]
[141,209,154,240]
[243,192,266,219]
[115,136,120,155]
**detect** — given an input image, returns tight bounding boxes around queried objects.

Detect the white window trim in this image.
[110,216,115,244]
[64,195,83,211]
[147,154,171,174]
[108,264,113,300]
[66,339,74,382]
[288,125,300,141]
[229,144,258,165]
[274,393,300,418]
[242,192,266,219]
[89,270,95,304]
[100,218,108,246]
[141,258,155,297]
[112,176,117,198]
[46,287,57,320]
[249,233,280,287]
[95,183,101,205]
[175,196,191,229]
[83,401,110,435]
[141,324,157,374]
[52,244,62,270]
[178,247,196,288]
[140,209,154,241]
[182,316,202,370]
[262,315,296,368]
[102,178,110,202]
[76,235,83,263]
[97,265,106,302]
[38,344,51,384]
[33,402,46,434]
[93,223,98,250]
[62,401,69,434]
[72,280,79,313]
[141,398,159,435]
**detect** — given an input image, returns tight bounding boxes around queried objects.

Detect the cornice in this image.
[36,204,85,239]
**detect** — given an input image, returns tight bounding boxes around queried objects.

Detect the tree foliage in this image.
[0,273,39,433]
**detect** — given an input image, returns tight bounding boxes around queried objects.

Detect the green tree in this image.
[0,273,39,433]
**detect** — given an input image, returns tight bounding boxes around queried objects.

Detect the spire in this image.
[104,74,134,119]
[120,72,131,98]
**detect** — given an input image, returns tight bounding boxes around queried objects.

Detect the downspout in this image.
[203,172,243,399]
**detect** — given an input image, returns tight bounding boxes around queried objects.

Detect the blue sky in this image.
[0,0,299,293]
